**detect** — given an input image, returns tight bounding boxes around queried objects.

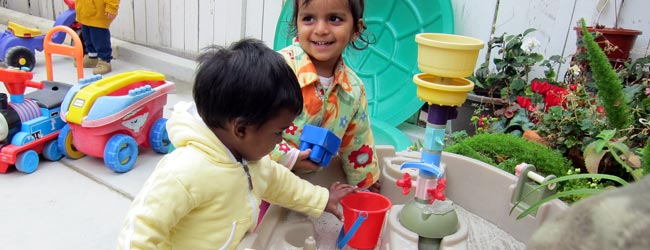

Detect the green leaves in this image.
[511,173,629,219]
[583,129,644,181]
[471,28,558,101]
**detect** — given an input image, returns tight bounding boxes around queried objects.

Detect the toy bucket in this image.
[337,192,392,249]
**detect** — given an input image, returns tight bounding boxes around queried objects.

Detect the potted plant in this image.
[513,37,650,218]
[573,0,642,68]
[453,29,562,136]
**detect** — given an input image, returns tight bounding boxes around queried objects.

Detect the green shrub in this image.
[444,133,573,178]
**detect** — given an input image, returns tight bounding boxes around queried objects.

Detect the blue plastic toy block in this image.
[299,124,341,167]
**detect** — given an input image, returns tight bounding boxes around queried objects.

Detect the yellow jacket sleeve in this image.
[105,0,120,14]
[117,167,195,250]
[259,160,328,218]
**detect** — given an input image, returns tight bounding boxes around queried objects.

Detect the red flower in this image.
[596,106,605,114]
[531,80,551,94]
[279,143,290,153]
[348,145,373,169]
[477,114,490,128]
[569,84,577,91]
[285,122,298,135]
[542,86,569,110]
[517,96,533,111]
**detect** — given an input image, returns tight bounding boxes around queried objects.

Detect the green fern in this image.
[580,19,631,129]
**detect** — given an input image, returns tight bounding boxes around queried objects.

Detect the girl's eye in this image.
[301,16,314,22]
[329,16,342,22]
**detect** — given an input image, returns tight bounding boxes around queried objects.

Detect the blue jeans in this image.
[81,25,112,62]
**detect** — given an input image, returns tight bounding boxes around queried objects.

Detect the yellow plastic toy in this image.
[7,21,42,37]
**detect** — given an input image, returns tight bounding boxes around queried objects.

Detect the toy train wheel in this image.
[5,46,36,71]
[42,140,63,161]
[16,150,39,173]
[149,118,171,154]
[11,132,35,146]
[104,134,138,173]
[57,125,85,159]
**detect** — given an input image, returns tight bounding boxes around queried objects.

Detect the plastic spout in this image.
[427,104,458,125]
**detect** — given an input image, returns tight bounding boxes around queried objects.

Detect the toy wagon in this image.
[58,70,175,173]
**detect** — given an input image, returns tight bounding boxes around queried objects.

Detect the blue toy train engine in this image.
[0,76,72,173]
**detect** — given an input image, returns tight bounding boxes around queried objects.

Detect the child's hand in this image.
[368,180,381,193]
[293,149,320,171]
[105,11,116,19]
[325,181,357,221]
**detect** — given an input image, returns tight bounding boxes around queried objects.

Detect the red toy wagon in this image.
[58,70,175,172]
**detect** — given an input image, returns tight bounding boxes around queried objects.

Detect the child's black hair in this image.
[290,0,375,50]
[193,38,303,129]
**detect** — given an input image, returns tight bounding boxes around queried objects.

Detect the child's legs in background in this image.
[82,25,113,62]
[81,25,96,57]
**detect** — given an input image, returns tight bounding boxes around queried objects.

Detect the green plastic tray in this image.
[371,120,413,151]
[274,0,454,149]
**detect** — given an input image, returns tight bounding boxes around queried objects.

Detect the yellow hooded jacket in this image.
[117,102,329,250]
[75,0,120,28]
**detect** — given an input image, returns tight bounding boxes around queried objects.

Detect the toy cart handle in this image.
[43,25,83,81]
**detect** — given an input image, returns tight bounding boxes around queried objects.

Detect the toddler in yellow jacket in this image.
[117,38,356,250]
[75,0,119,74]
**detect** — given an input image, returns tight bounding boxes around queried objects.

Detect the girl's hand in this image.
[292,149,320,172]
[105,12,116,19]
[325,181,357,221]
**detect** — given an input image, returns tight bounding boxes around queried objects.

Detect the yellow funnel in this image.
[416,33,484,78]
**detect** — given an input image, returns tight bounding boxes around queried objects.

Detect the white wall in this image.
[3,0,649,71]
[453,0,649,78]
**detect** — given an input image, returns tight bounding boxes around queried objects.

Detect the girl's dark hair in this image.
[193,38,303,129]
[290,0,375,50]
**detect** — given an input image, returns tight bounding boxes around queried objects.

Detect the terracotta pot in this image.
[522,130,549,146]
[574,26,642,68]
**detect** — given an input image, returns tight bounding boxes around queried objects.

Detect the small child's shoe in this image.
[75,55,98,68]
[93,60,112,75]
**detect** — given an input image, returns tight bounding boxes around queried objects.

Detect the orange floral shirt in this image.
[270,42,379,188]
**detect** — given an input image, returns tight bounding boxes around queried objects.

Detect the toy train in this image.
[0,67,70,173]
[0,68,174,174]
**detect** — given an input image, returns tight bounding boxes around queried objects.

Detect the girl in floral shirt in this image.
[270,0,379,190]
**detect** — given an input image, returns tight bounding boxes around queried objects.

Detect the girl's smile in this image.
[296,0,363,77]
